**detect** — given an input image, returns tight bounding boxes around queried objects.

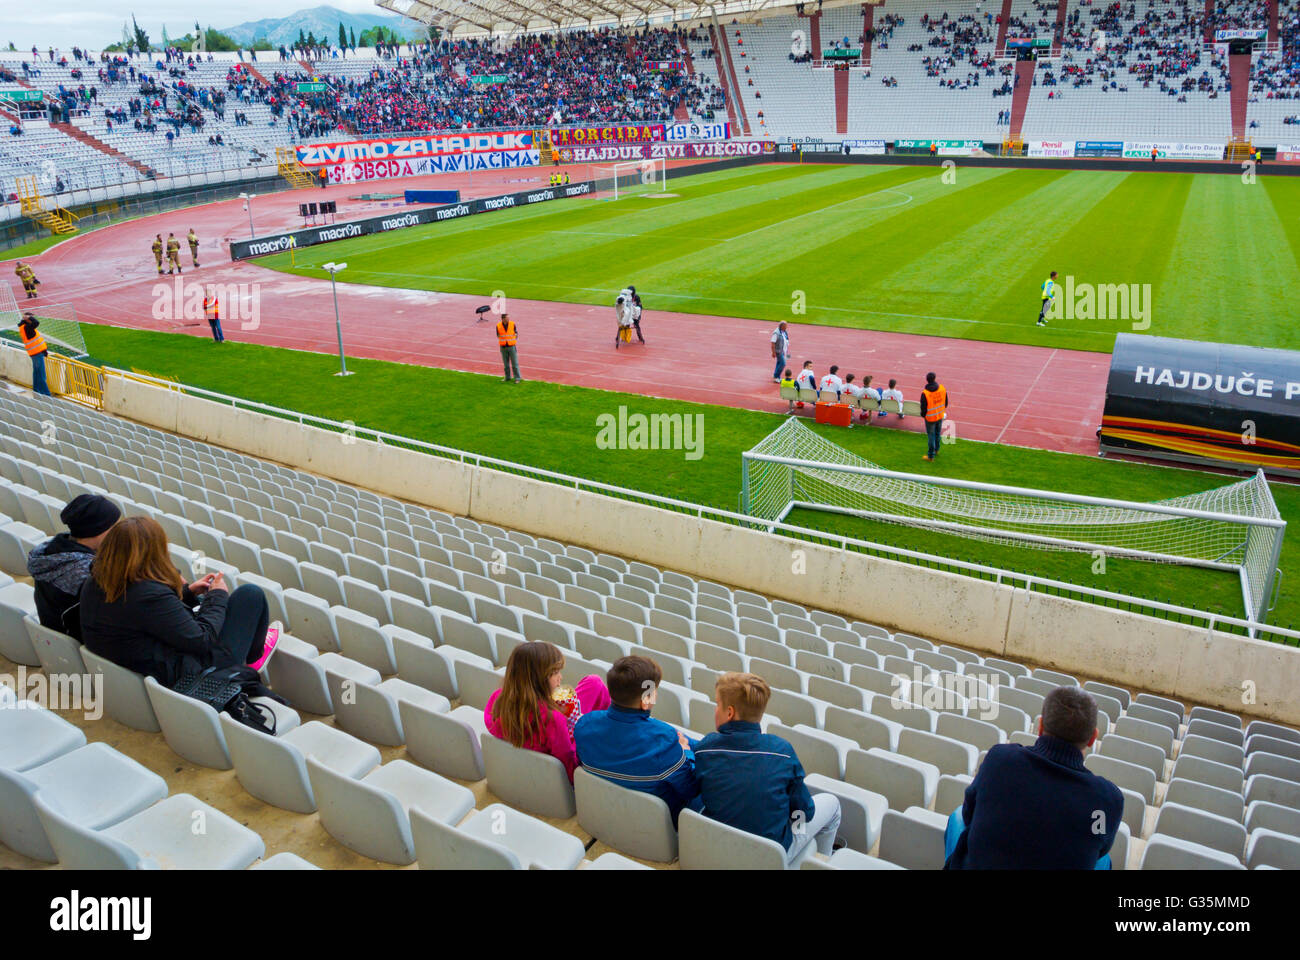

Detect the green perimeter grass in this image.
[1,233,76,260]
[75,324,1300,636]
[255,163,1300,354]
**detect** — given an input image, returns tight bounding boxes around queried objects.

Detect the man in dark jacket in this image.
[574,655,702,825]
[26,494,121,639]
[693,672,841,865]
[944,686,1125,869]
[919,371,949,462]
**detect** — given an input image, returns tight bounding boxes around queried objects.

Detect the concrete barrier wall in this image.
[94,375,1300,725]
[0,346,31,387]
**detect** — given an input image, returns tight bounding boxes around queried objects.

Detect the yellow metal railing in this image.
[45,353,104,408]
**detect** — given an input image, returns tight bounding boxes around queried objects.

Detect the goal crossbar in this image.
[591,158,667,200]
[745,452,1286,530]
[740,418,1286,625]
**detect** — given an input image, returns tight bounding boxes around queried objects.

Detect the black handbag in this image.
[172,664,286,735]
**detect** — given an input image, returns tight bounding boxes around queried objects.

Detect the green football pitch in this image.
[259,161,1300,353]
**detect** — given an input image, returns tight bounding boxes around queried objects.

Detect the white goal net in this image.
[0,283,88,357]
[742,418,1286,624]
[591,158,667,200]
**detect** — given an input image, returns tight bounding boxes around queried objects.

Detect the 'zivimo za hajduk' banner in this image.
[560,141,775,163]
[1099,333,1300,474]
[296,131,536,167]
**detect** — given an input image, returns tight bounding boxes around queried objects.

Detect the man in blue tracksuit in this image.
[693,672,841,865]
[574,656,702,825]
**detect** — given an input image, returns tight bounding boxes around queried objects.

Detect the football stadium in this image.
[0,0,1298,901]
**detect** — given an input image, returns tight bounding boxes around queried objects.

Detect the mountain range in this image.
[217,4,423,47]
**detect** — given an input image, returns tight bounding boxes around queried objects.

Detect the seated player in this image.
[880,378,905,419]
[793,361,817,408]
[819,364,844,400]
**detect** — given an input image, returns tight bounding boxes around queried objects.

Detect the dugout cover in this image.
[1099,333,1300,476]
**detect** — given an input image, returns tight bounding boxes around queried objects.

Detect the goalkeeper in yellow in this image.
[1036,270,1058,327]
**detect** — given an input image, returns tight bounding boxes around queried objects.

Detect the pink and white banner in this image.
[559,140,775,163]
[296,131,536,167]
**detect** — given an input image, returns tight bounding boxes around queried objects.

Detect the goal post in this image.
[741,419,1286,625]
[591,157,667,200]
[0,284,88,357]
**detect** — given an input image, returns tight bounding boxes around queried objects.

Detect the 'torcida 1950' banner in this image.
[295,131,536,167]
[549,123,666,145]
[559,141,775,162]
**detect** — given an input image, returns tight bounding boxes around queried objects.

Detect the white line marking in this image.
[996,348,1057,443]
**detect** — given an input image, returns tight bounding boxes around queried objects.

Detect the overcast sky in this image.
[2,1,393,51]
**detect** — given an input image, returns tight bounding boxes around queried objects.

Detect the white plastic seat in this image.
[574,767,678,863]
[34,791,265,870]
[402,702,488,781]
[845,747,939,811]
[1164,778,1245,823]
[805,772,888,855]
[481,732,575,819]
[306,757,475,865]
[679,807,791,870]
[1096,733,1166,781]
[335,608,395,674]
[79,646,160,732]
[1140,834,1246,870]
[1246,827,1300,869]
[333,676,450,747]
[263,633,331,715]
[878,806,949,870]
[282,589,339,651]
[252,852,320,870]
[1152,802,1247,861]
[584,852,653,870]
[412,802,585,870]
[0,742,167,862]
[144,676,300,769]
[25,618,87,677]
[221,717,380,813]
[801,848,906,870]
[0,582,40,664]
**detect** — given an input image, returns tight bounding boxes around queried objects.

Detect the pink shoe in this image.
[248,621,280,672]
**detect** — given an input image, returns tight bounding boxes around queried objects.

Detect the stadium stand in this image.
[2,379,1298,870]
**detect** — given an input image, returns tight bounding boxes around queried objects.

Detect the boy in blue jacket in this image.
[693,672,841,865]
[574,655,702,825]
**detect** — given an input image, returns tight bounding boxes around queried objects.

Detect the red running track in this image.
[4,162,1111,456]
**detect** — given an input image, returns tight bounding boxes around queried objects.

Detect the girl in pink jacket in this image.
[484,641,610,781]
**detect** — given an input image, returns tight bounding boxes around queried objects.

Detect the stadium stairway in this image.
[1,384,1298,871]
[50,121,156,180]
[834,67,850,135]
[1008,59,1036,143]
[706,23,743,134]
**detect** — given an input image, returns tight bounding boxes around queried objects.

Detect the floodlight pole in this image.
[323,263,353,376]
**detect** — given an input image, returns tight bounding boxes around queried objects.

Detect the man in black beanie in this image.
[26,494,121,639]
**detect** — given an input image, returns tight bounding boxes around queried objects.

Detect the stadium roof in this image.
[377,0,819,39]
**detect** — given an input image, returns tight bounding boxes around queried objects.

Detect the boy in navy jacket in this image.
[574,656,702,825]
[693,672,841,865]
